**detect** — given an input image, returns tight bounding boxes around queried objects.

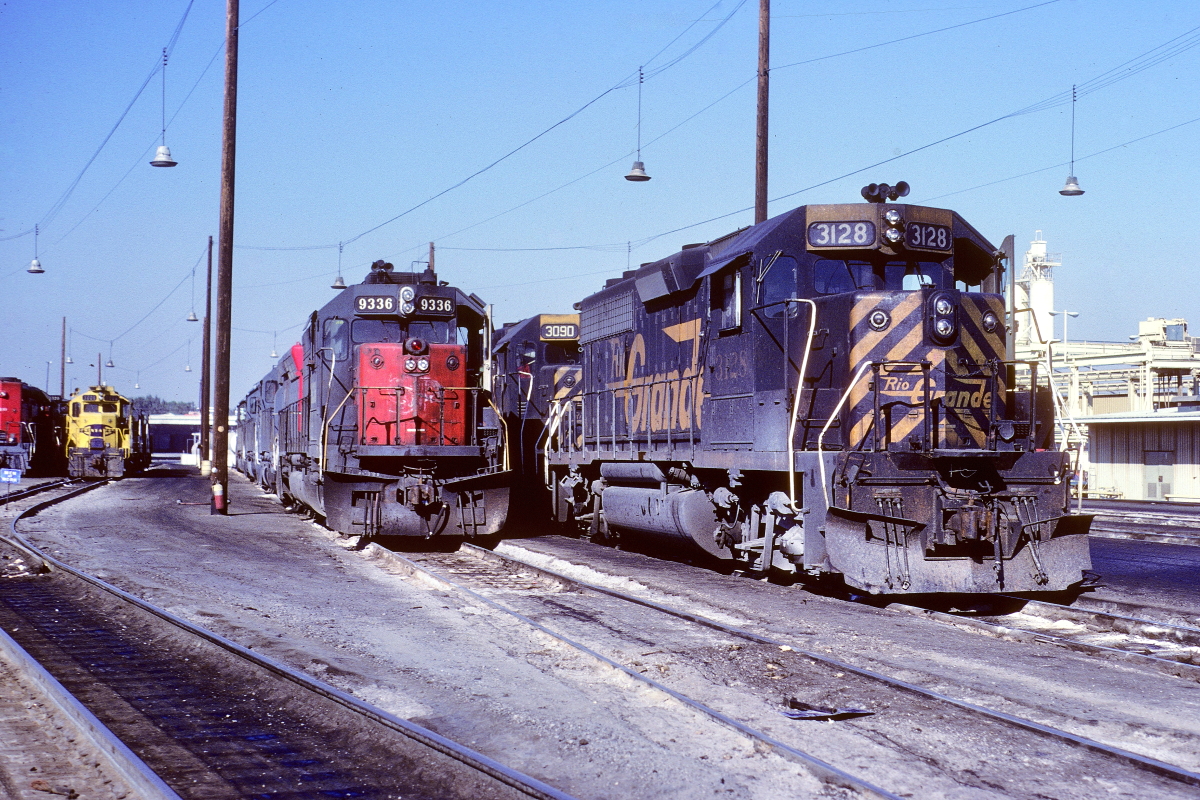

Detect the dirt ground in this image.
[7,466,1200,799]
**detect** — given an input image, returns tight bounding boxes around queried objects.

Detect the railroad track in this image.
[1,477,83,506]
[890,595,1200,683]
[3,493,575,800]
[359,539,1200,799]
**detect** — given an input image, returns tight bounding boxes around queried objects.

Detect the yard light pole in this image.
[1049,310,1079,348]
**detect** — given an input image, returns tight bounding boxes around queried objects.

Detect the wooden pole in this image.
[212,0,239,514]
[754,0,770,225]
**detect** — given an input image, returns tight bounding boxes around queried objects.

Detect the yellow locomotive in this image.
[65,384,151,478]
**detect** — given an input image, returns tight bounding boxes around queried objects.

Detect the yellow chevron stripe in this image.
[850,293,923,365]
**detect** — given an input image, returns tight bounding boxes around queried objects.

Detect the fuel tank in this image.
[601,485,727,559]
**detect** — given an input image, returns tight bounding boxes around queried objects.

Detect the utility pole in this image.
[754,0,770,225]
[200,235,213,477]
[212,0,239,514]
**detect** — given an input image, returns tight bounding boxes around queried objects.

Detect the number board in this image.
[416,296,455,316]
[807,221,877,248]
[355,295,397,314]
[540,322,579,341]
[905,222,952,251]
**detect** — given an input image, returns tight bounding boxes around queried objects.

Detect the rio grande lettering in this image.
[609,319,705,434]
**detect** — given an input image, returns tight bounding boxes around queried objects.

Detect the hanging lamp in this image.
[332,242,347,289]
[270,331,278,359]
[150,48,178,167]
[1059,85,1084,196]
[625,67,651,182]
[105,340,115,369]
[27,225,44,273]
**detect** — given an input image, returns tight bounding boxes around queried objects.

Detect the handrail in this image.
[786,299,818,509]
[817,361,874,497]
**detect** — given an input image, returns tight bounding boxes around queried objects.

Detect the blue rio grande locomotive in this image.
[237,259,507,542]
[532,184,1092,594]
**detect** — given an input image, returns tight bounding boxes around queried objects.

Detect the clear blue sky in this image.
[3,0,1198,402]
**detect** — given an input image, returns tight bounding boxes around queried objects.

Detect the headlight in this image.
[868,309,890,331]
[884,209,902,225]
[935,319,954,337]
[401,301,415,315]
[400,286,415,302]
[405,358,417,371]
[883,228,902,243]
[982,311,999,332]
[935,298,954,315]
[417,357,430,372]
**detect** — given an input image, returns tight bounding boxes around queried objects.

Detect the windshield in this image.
[814,258,951,294]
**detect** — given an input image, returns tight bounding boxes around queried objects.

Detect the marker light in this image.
[982,311,1000,333]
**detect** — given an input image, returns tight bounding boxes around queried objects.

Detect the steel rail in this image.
[0,477,83,505]
[368,543,904,800]
[462,541,1200,789]
[888,595,1200,682]
[7,482,577,800]
[0,623,183,799]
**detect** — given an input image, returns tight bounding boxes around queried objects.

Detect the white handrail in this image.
[786,299,818,509]
[816,361,875,502]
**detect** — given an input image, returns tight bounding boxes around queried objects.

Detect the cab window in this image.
[814,259,857,294]
[759,255,798,318]
[711,267,741,332]
[323,317,349,360]
[351,319,402,343]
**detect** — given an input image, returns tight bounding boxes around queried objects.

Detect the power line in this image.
[237,1,749,253]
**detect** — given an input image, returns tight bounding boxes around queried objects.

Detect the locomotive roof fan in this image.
[861,181,910,203]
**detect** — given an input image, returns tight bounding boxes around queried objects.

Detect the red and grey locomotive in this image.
[530,186,1092,594]
[0,378,63,476]
[237,260,507,541]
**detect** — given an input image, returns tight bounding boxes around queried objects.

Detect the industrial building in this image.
[1012,234,1200,500]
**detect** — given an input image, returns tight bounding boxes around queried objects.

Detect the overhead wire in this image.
[238,0,1070,261]
[236,0,748,253]
[446,18,1200,258]
[3,0,197,243]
